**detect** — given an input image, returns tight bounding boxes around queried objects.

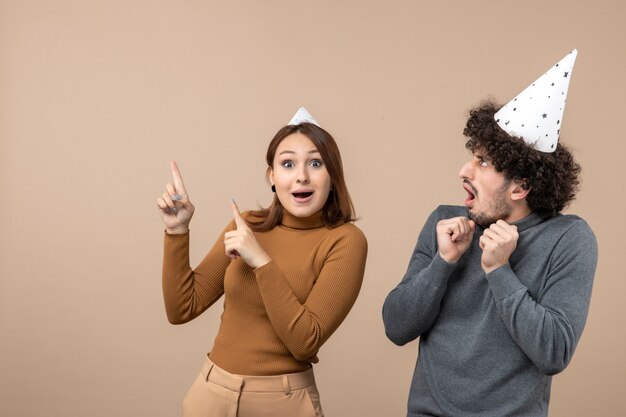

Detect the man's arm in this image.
[382,208,473,345]
[486,220,598,375]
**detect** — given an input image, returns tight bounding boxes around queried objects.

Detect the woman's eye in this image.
[282,161,294,168]
[310,159,323,168]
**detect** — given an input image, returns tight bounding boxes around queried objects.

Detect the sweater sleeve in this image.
[253,226,368,362]
[382,208,457,346]
[486,220,598,375]
[161,220,235,324]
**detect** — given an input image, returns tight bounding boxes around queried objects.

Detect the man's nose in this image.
[458,161,472,179]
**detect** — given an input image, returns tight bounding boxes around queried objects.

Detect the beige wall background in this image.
[1,1,624,416]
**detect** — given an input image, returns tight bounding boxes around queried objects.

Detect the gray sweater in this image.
[383,205,597,417]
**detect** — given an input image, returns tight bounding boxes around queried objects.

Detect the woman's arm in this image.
[158,161,233,324]
[254,226,368,362]
[162,220,235,324]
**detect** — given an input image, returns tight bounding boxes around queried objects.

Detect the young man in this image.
[383,50,598,417]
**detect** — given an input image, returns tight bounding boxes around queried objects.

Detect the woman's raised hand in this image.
[223,199,271,269]
[156,161,195,234]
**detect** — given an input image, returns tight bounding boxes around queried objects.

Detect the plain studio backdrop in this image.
[1,1,624,416]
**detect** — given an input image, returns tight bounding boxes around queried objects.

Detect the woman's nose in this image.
[296,168,310,184]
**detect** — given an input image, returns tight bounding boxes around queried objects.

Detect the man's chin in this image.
[468,210,494,228]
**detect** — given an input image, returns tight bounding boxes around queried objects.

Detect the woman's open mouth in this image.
[292,191,314,203]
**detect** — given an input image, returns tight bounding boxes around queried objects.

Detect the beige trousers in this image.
[182,357,324,417]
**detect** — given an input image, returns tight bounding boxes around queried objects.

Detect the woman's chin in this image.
[283,202,322,218]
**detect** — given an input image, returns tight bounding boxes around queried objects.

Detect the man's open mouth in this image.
[463,181,477,206]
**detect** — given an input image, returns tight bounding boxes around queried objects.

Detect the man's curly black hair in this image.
[463,101,581,218]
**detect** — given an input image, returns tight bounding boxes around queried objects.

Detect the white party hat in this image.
[288,107,320,127]
[494,49,578,153]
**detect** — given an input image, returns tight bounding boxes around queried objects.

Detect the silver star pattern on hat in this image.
[288,107,320,127]
[494,49,578,153]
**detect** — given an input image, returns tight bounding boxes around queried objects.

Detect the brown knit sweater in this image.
[162,210,368,375]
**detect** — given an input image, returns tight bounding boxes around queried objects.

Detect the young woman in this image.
[157,108,367,417]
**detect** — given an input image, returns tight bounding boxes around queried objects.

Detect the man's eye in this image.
[480,160,488,167]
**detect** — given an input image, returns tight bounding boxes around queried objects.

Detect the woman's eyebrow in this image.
[278,149,320,155]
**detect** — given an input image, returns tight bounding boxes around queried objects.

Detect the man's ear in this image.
[511,180,531,202]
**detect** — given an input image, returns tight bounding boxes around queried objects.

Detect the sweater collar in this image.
[511,211,545,232]
[280,210,325,230]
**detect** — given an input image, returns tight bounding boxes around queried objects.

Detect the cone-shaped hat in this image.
[494,49,578,152]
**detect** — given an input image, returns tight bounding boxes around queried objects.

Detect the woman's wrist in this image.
[252,253,272,269]
[166,225,189,235]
